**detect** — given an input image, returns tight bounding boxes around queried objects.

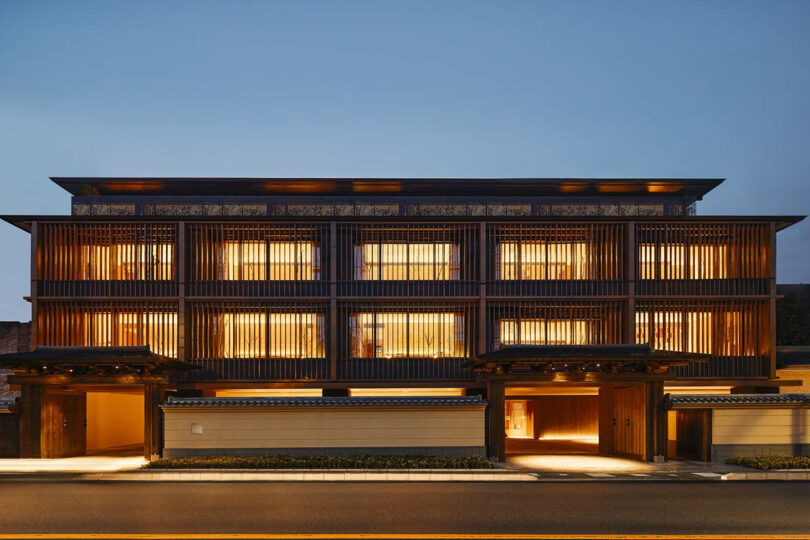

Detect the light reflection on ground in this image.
[0,456,146,473]
[507,453,651,472]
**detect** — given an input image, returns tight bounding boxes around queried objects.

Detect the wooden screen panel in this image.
[38,223,177,297]
[337,301,476,380]
[487,223,626,296]
[635,223,770,295]
[336,223,478,296]
[37,301,179,358]
[487,301,624,352]
[187,223,328,297]
[187,301,329,381]
[635,299,769,378]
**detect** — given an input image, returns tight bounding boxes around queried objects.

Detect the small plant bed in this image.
[145,455,494,470]
[726,455,810,470]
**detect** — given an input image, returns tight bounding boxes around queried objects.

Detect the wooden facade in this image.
[25,218,787,381]
[2,177,804,461]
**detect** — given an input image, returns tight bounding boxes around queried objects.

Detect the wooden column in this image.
[768,221,777,379]
[624,221,636,345]
[177,221,186,362]
[645,380,666,462]
[478,222,488,355]
[18,384,42,458]
[30,221,38,351]
[486,380,505,462]
[144,383,165,461]
[329,221,338,381]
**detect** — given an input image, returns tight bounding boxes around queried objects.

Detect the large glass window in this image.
[220,241,320,280]
[638,244,728,279]
[498,242,588,280]
[635,312,715,354]
[81,244,174,280]
[350,312,465,358]
[89,312,177,357]
[499,319,588,345]
[214,312,325,358]
[353,243,459,280]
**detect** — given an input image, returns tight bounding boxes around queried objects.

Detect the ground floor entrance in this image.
[501,382,653,462]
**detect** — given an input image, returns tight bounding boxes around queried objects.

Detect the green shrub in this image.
[145,454,494,470]
[726,455,810,470]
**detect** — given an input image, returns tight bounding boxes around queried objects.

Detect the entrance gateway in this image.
[469,344,708,462]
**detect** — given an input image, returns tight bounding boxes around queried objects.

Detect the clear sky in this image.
[1,0,808,321]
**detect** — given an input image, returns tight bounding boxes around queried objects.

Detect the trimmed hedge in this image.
[145,455,494,470]
[726,455,810,470]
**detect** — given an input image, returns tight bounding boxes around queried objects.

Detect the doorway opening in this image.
[85,389,144,456]
[505,385,599,457]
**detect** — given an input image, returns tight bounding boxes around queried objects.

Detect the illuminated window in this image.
[350,312,465,358]
[635,312,712,354]
[89,312,177,357]
[353,243,459,280]
[220,241,320,280]
[499,319,588,345]
[81,244,174,280]
[498,242,588,280]
[639,244,728,279]
[215,312,325,358]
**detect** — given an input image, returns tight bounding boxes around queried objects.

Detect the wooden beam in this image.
[9,374,169,385]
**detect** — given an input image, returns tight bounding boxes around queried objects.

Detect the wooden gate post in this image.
[646,380,666,462]
[486,380,505,462]
[18,384,42,458]
[144,383,166,461]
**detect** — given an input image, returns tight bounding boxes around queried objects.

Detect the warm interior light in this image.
[215,389,323,397]
[350,312,464,358]
[352,181,401,192]
[82,243,173,280]
[664,386,733,395]
[90,312,177,357]
[217,312,325,359]
[221,241,319,280]
[354,243,460,280]
[349,388,466,397]
[499,242,589,280]
[500,319,588,346]
[639,243,728,279]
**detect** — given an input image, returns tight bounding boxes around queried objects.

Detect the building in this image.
[0,177,807,462]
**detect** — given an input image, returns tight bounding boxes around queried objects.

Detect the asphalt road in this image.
[0,481,808,536]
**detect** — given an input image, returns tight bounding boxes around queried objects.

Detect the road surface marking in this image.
[2,535,810,539]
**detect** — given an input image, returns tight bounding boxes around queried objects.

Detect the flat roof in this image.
[51,177,724,198]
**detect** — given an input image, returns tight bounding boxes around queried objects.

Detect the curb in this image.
[79,468,537,482]
[73,468,810,482]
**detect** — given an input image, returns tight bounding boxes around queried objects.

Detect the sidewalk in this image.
[0,455,807,482]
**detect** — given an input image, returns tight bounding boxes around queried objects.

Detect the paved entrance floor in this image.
[0,456,146,473]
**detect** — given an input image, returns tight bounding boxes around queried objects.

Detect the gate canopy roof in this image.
[0,346,199,376]
[467,344,708,375]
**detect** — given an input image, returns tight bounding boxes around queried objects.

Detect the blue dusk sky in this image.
[1,0,809,321]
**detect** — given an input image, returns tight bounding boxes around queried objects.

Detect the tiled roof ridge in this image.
[162,395,486,408]
[667,393,810,405]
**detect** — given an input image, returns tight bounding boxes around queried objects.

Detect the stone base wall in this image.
[163,446,486,459]
[712,443,810,463]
